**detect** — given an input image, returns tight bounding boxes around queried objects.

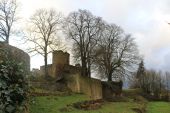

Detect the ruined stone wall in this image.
[0,42,30,73]
[32,68,42,76]
[79,76,102,99]
[29,81,69,92]
[66,73,102,99]
[66,73,80,92]
[52,50,69,66]
[52,50,70,77]
[39,50,70,78]
[64,65,81,74]
[40,64,53,76]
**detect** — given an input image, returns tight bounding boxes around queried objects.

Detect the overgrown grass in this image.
[123,89,142,97]
[146,102,170,113]
[29,92,170,113]
[29,94,89,113]
[29,94,140,113]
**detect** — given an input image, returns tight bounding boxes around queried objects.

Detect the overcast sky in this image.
[10,0,170,72]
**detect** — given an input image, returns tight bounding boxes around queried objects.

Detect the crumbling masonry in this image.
[36,50,122,99]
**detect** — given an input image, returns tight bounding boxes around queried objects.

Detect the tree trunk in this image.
[44,46,48,77]
[5,35,9,44]
[81,56,87,76]
[87,57,91,78]
[44,53,48,77]
[6,27,10,44]
[87,65,91,78]
[108,73,112,82]
[6,38,9,44]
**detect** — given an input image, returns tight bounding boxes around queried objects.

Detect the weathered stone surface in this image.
[66,73,103,99]
[34,50,123,100]
[39,50,70,78]
[0,42,30,73]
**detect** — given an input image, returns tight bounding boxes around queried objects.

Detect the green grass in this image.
[29,94,89,113]
[29,93,170,113]
[123,89,142,97]
[97,102,140,113]
[146,102,170,113]
[29,94,140,113]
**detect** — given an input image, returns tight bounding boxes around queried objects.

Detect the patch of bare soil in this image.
[73,99,104,110]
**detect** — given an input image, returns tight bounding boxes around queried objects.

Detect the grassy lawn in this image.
[146,102,170,113]
[29,94,140,113]
[29,93,170,113]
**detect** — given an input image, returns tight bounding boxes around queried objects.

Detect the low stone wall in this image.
[40,64,53,76]
[0,42,30,73]
[66,73,102,99]
[29,81,69,92]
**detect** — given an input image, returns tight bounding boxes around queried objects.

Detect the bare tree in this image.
[63,9,103,77]
[143,70,165,98]
[165,72,170,97]
[25,9,64,77]
[94,23,139,81]
[0,0,18,43]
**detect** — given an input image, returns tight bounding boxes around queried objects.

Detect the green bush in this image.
[0,58,28,113]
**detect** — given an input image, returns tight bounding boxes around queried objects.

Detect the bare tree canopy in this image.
[94,23,140,81]
[63,9,103,77]
[25,9,64,77]
[140,70,166,98]
[0,0,18,43]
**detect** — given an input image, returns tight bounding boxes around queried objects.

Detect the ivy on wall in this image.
[0,49,28,113]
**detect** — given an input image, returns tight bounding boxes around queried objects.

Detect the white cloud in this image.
[11,0,170,72]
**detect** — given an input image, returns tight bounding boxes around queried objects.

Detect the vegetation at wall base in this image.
[28,84,170,113]
[0,57,28,113]
[29,94,143,113]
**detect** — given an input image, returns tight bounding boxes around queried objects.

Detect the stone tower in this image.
[52,50,70,66]
[52,50,70,77]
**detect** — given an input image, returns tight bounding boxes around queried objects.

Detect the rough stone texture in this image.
[40,64,53,76]
[66,73,103,99]
[39,50,70,78]
[52,50,69,66]
[36,50,122,100]
[52,50,69,77]
[29,81,69,92]
[0,42,30,73]
[32,68,42,76]
[38,50,103,99]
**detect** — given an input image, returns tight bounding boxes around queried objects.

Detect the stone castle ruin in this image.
[0,42,122,100]
[34,50,122,99]
[40,50,71,78]
[35,50,102,99]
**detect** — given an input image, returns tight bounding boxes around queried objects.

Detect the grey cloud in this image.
[16,0,170,72]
